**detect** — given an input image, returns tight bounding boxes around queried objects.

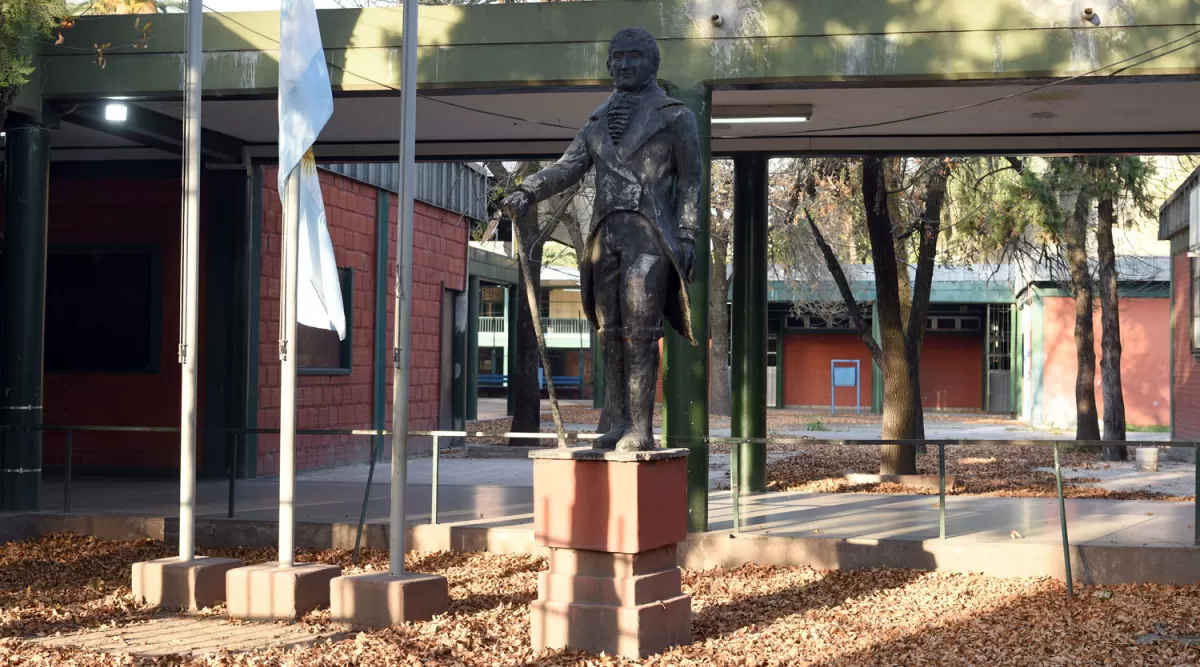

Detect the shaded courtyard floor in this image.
[2,533,1199,666]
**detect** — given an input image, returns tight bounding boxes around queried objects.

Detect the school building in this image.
[5,159,488,480]
[1160,166,1200,460]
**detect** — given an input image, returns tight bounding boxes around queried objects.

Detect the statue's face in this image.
[608,36,655,91]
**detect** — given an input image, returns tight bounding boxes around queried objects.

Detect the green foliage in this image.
[805,418,826,432]
[1127,424,1169,433]
[947,156,1159,267]
[0,0,66,91]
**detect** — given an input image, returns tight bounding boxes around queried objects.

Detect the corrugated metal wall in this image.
[1160,166,1198,241]
[322,162,489,222]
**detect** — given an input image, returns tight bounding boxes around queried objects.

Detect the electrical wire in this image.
[202,4,580,133]
[66,6,1200,143]
[774,27,1200,137]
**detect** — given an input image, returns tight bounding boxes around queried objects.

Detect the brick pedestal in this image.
[529,448,691,660]
[225,562,341,621]
[132,556,243,611]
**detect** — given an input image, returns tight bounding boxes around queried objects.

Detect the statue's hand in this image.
[679,238,696,284]
[500,189,533,220]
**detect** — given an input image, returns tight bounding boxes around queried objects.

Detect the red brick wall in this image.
[41,175,192,470]
[919,333,984,410]
[1043,294,1170,428]
[783,333,873,409]
[1173,255,1200,438]
[256,168,468,475]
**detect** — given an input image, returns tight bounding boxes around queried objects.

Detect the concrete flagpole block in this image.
[329,572,449,628]
[132,556,244,611]
[225,562,342,621]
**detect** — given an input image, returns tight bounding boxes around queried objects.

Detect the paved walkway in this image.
[34,616,342,656]
[33,470,1197,548]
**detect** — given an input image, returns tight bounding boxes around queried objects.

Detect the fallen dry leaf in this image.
[0,534,1197,665]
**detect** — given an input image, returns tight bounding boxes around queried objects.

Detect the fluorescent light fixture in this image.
[105,103,129,122]
[713,104,813,124]
[719,116,811,124]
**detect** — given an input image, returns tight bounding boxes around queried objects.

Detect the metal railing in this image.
[477,317,590,337]
[717,435,1198,598]
[4,423,1195,598]
[479,316,506,333]
[541,317,589,335]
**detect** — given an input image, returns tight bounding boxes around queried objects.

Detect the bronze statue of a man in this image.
[502,27,702,452]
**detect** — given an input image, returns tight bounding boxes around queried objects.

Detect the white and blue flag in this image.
[279,0,346,339]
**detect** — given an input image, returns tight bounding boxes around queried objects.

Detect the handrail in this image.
[6,422,1193,593]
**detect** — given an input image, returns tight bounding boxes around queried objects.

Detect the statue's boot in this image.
[616,330,660,452]
[593,329,628,450]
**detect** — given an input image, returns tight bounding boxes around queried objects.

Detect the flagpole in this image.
[178,0,202,563]
[389,0,419,577]
[279,167,301,569]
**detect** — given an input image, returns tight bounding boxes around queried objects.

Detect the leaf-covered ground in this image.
[764,443,1193,501]
[2,533,1200,666]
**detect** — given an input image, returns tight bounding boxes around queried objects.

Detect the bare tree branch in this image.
[803,208,884,365]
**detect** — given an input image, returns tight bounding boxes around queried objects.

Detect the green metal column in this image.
[466,275,480,421]
[452,290,468,436]
[0,121,51,511]
[775,314,786,408]
[243,165,264,478]
[871,301,884,414]
[731,155,768,493]
[1010,303,1019,417]
[506,282,518,417]
[662,85,711,533]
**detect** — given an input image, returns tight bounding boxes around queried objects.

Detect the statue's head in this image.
[608,27,660,92]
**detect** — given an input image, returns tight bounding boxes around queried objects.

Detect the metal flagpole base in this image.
[225,562,341,621]
[330,571,448,628]
[132,556,243,611]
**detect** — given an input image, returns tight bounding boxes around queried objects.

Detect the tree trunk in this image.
[1095,193,1127,459]
[709,218,733,416]
[862,157,921,473]
[1062,191,1101,441]
[510,222,545,447]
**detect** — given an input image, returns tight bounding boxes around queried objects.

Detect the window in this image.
[45,245,161,373]
[298,267,353,374]
[1192,258,1200,353]
[480,285,505,317]
[479,348,498,374]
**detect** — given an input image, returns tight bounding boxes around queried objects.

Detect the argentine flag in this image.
[279,0,346,339]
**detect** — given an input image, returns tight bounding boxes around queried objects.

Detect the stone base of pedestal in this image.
[131,556,243,611]
[531,545,691,659]
[225,562,341,621]
[529,448,693,660]
[329,572,449,628]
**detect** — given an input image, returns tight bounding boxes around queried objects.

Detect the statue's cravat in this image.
[607,92,634,146]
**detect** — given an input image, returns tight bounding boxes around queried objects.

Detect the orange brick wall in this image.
[1172,255,1200,438]
[257,168,467,475]
[919,333,984,410]
[1042,295,1170,428]
[783,334,873,409]
[782,331,983,410]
